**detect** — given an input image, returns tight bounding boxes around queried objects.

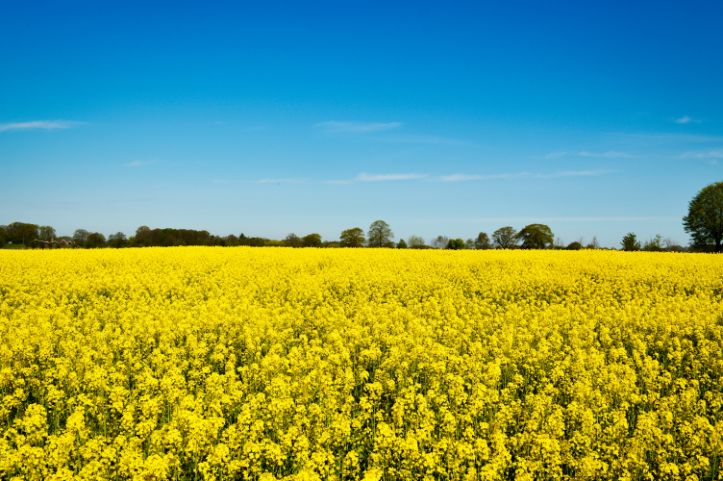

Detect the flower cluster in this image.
[0,248,721,480]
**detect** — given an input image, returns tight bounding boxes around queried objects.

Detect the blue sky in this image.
[1,1,722,246]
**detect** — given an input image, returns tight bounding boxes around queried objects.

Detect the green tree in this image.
[474,232,491,249]
[396,239,407,249]
[73,229,90,247]
[368,220,393,247]
[446,238,466,250]
[340,227,365,247]
[432,235,449,249]
[643,234,664,252]
[284,233,303,248]
[566,241,583,250]
[492,226,518,249]
[407,235,426,249]
[683,181,723,252]
[108,232,128,248]
[302,233,322,247]
[0,226,6,247]
[621,232,641,251]
[39,226,56,243]
[516,224,554,249]
[85,232,106,248]
[6,222,39,246]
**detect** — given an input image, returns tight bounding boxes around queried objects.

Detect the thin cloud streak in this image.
[607,132,723,144]
[674,115,696,124]
[314,120,402,134]
[255,178,307,185]
[545,150,633,159]
[0,120,85,132]
[680,149,723,160]
[356,172,429,182]
[440,170,613,182]
[373,133,469,145]
[322,170,612,185]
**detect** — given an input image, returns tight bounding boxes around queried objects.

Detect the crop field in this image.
[0,248,721,481]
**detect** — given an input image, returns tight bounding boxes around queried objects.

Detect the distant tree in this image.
[108,232,128,248]
[566,241,583,250]
[6,222,39,245]
[586,236,600,249]
[396,239,408,249]
[284,233,303,248]
[0,226,6,247]
[39,226,56,243]
[492,226,518,249]
[134,226,152,247]
[73,229,91,247]
[465,238,475,249]
[432,235,449,249]
[340,227,365,247]
[643,234,664,252]
[368,220,393,247]
[474,232,491,249]
[407,235,426,249]
[516,224,554,249]
[302,233,322,247]
[322,240,341,248]
[683,181,723,252]
[85,232,106,248]
[621,233,641,251]
[446,238,466,250]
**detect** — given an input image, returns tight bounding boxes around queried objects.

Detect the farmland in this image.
[0,248,721,480]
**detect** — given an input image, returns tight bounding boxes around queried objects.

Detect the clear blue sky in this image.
[2,1,722,246]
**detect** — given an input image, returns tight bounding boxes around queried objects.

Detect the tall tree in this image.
[432,235,449,249]
[39,226,56,242]
[683,181,723,252]
[621,232,641,251]
[446,238,466,250]
[108,232,128,248]
[407,235,426,249]
[516,224,554,249]
[6,222,39,245]
[85,232,107,248]
[367,220,393,247]
[284,233,303,248]
[339,227,365,247]
[474,232,491,249]
[492,226,518,248]
[302,233,322,247]
[73,229,90,247]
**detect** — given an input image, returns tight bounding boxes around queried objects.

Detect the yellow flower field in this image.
[0,247,721,481]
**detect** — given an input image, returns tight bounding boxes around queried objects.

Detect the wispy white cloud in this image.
[674,115,697,124]
[608,132,723,143]
[545,150,633,159]
[255,178,306,185]
[577,150,634,159]
[315,120,402,134]
[124,160,152,168]
[356,172,429,182]
[0,120,84,132]
[680,149,723,160]
[439,174,486,182]
[374,133,469,145]
[440,170,613,182]
[323,170,613,185]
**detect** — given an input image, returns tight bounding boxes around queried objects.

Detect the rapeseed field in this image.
[0,247,721,481]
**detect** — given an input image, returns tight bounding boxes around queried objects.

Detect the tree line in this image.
[0,220,697,252]
[2,182,721,252]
